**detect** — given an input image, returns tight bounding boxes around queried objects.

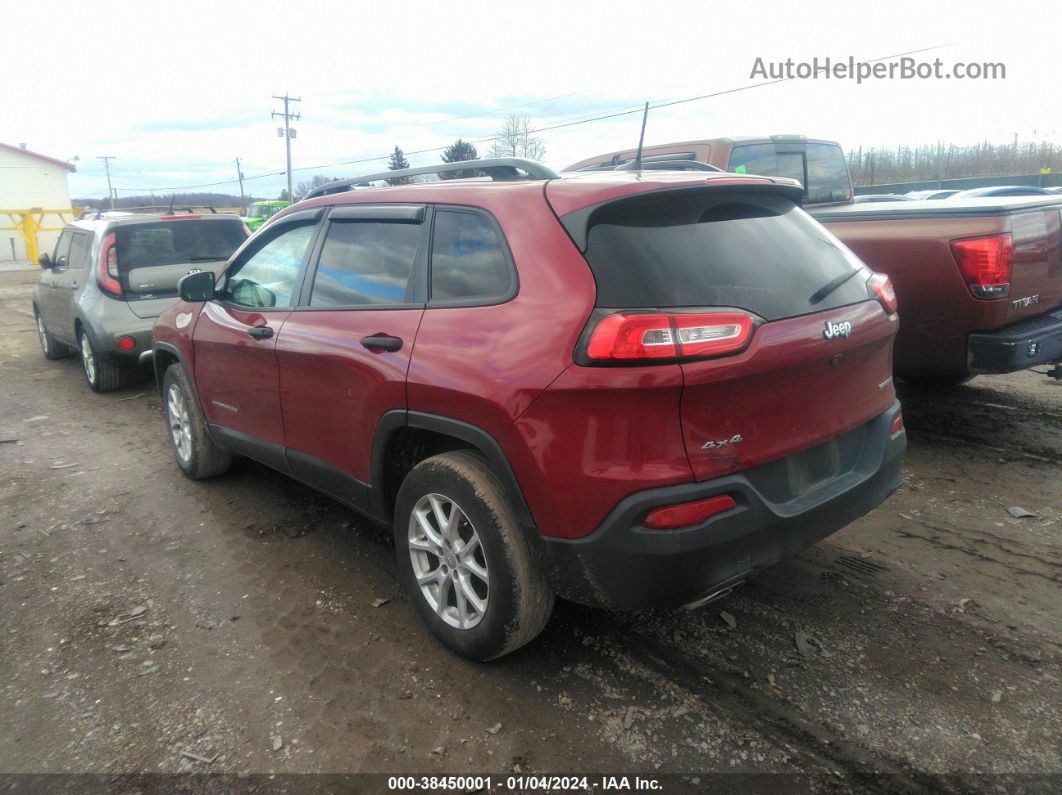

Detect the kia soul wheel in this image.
[35,309,67,361]
[79,330,122,393]
[394,451,553,660]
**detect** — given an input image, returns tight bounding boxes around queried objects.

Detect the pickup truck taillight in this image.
[951,233,1012,299]
[96,233,123,296]
[582,311,755,363]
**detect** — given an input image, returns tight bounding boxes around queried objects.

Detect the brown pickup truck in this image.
[565,137,1062,385]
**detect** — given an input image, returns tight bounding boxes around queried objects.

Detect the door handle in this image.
[247,325,274,339]
[360,334,402,352]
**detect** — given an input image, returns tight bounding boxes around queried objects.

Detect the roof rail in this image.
[302,158,559,201]
[612,160,723,173]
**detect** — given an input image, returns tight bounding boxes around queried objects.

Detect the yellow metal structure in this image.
[0,207,85,263]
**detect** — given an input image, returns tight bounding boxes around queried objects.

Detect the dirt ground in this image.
[0,268,1058,790]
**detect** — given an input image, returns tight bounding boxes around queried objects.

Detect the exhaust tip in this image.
[682,580,744,611]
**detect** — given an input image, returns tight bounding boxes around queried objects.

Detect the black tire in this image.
[34,307,68,361]
[899,373,974,390]
[78,329,122,393]
[394,451,554,660]
[161,363,232,479]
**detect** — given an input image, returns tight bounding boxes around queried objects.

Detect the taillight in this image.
[951,233,1012,299]
[867,273,897,314]
[890,413,904,435]
[643,494,737,529]
[584,311,755,363]
[97,233,122,296]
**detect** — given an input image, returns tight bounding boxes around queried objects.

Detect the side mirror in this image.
[178,270,216,303]
[38,253,52,268]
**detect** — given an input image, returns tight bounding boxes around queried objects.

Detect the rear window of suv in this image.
[579,190,870,321]
[115,220,247,271]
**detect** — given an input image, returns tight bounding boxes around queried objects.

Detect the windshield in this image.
[579,189,870,321]
[248,205,276,218]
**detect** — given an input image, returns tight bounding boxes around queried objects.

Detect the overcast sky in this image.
[3,0,1057,199]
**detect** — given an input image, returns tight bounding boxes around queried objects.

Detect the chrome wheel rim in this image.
[80,334,96,383]
[166,383,193,463]
[408,493,489,629]
[36,314,48,354]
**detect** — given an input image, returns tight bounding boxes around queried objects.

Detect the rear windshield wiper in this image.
[188,256,229,262]
[809,269,860,304]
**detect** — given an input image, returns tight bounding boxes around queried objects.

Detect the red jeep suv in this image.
[152,158,905,660]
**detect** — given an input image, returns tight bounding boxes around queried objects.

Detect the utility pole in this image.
[235,157,246,213]
[936,140,944,189]
[272,94,301,202]
[97,156,116,209]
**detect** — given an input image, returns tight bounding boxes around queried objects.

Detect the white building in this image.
[0,142,75,261]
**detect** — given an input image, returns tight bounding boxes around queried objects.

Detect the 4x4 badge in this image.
[824,320,853,339]
[702,434,743,451]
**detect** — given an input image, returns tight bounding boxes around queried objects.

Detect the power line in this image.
[111,43,954,194]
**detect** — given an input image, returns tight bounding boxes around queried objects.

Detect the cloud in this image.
[1,0,1055,199]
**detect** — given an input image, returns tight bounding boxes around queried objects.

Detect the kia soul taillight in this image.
[97,232,123,296]
[951,233,1013,299]
[581,310,756,363]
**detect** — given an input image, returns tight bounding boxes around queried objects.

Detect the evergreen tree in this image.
[387,146,412,185]
[440,139,479,179]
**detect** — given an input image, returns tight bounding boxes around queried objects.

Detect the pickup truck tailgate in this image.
[1008,205,1062,320]
[813,197,1062,376]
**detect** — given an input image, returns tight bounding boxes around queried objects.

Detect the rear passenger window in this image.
[310,221,421,306]
[430,210,512,303]
[67,232,91,271]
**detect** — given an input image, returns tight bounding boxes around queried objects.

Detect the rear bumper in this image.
[96,325,155,367]
[542,402,905,610]
[967,307,1062,373]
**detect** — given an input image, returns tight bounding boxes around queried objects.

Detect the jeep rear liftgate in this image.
[566,186,899,480]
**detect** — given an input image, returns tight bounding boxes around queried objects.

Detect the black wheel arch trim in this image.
[371,409,537,534]
[153,341,220,448]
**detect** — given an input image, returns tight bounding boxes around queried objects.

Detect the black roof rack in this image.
[302,157,560,201]
[88,205,220,220]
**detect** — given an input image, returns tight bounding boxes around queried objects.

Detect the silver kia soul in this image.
[32,209,247,392]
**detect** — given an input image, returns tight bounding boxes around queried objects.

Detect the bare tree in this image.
[847,138,1062,186]
[293,174,336,200]
[488,113,547,161]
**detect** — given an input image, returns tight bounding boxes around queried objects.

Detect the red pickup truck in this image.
[565,137,1062,386]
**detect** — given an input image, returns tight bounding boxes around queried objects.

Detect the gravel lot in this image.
[1,268,1058,789]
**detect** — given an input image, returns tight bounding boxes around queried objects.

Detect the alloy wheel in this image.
[36,314,48,355]
[166,384,193,463]
[408,493,490,629]
[80,333,96,384]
